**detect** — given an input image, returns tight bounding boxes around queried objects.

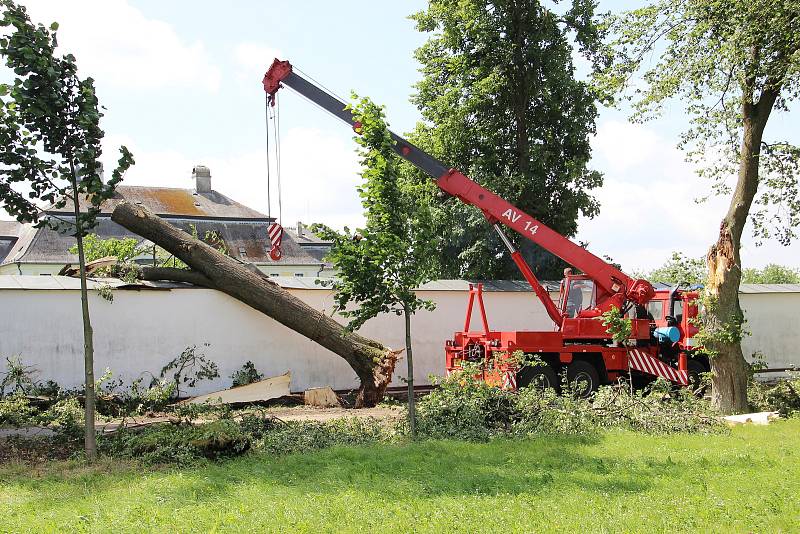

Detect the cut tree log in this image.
[111,201,399,407]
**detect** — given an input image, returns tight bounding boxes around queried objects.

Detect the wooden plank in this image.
[183,371,291,405]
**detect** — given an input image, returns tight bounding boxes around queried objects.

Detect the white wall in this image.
[740,292,799,370]
[0,284,555,395]
[0,283,796,396]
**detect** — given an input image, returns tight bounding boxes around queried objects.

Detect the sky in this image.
[2,0,798,273]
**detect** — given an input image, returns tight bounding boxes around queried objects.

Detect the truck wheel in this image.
[567,360,600,398]
[518,363,558,391]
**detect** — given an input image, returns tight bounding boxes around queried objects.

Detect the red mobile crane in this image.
[263,59,708,395]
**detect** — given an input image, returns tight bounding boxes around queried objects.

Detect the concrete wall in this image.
[740,292,798,370]
[0,283,796,396]
[0,284,554,395]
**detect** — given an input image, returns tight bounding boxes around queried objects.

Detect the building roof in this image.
[283,226,333,264]
[48,185,269,220]
[0,222,22,263]
[0,182,331,268]
[285,226,332,246]
[0,237,16,264]
[0,220,23,237]
[739,283,800,294]
[1,216,325,267]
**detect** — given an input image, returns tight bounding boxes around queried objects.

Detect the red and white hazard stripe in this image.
[267,222,283,260]
[627,349,688,385]
[502,370,517,390]
[268,222,283,248]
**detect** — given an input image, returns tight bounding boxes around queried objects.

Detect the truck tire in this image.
[567,360,600,398]
[518,363,558,391]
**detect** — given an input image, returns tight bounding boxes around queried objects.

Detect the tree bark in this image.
[112,202,398,407]
[706,89,778,414]
[70,172,97,462]
[404,305,416,438]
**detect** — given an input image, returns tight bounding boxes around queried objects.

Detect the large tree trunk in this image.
[706,91,777,414]
[111,202,398,407]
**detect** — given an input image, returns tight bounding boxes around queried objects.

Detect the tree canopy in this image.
[597,0,800,244]
[0,1,133,230]
[318,96,439,434]
[410,0,606,280]
[319,96,439,331]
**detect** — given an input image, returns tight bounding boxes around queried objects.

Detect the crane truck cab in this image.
[639,286,709,385]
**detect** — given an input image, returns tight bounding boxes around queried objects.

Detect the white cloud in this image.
[22,0,220,92]
[234,42,283,85]
[206,127,363,230]
[102,134,195,188]
[593,120,666,173]
[579,120,799,272]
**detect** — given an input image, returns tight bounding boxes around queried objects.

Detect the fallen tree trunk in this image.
[112,202,398,407]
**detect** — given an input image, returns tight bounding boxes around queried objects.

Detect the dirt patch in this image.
[94,404,404,433]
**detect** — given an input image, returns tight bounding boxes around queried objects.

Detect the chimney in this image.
[297,221,304,237]
[98,162,105,184]
[192,165,211,193]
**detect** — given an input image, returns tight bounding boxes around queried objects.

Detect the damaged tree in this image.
[600,0,800,413]
[111,202,398,407]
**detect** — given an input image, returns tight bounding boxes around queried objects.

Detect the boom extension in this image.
[263,59,656,317]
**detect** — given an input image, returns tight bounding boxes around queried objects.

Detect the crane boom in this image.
[263,59,655,322]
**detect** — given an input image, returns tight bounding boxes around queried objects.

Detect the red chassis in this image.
[445,281,703,393]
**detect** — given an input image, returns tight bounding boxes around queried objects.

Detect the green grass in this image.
[1,420,799,533]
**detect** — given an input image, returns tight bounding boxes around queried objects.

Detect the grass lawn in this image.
[1,419,798,533]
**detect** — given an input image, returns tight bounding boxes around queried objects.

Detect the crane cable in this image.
[265,92,284,261]
[265,93,272,219]
[273,92,283,224]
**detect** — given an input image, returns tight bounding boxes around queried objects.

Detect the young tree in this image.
[410,0,606,279]
[599,0,800,413]
[318,96,438,435]
[0,1,133,458]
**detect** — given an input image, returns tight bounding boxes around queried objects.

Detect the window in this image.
[238,246,247,257]
[646,300,664,320]
[672,299,684,322]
